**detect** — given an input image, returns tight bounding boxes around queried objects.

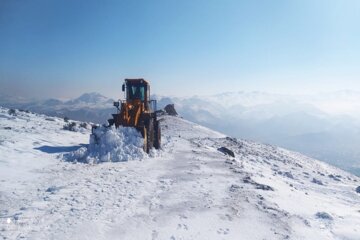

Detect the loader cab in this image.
[123,79,149,102]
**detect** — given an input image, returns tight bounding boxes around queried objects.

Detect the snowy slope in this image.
[155,94,360,176]
[0,107,360,240]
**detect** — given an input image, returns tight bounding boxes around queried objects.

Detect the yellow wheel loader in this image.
[105,78,161,153]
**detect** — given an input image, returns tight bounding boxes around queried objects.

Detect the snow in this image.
[1,106,360,240]
[65,125,146,164]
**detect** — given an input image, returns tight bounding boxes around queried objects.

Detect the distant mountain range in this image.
[1,90,360,176]
[0,92,115,123]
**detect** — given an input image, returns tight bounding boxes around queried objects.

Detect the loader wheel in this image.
[143,126,149,153]
[147,119,154,151]
[142,120,154,154]
[154,121,161,149]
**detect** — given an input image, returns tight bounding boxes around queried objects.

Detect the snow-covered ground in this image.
[0,107,359,240]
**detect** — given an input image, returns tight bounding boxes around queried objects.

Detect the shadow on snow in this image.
[34,144,88,154]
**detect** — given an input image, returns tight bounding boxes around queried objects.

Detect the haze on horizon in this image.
[1,0,360,99]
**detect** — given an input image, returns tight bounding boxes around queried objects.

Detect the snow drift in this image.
[65,125,146,164]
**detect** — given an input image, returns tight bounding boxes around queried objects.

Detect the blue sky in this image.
[0,0,359,99]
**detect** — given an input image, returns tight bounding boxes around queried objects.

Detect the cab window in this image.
[129,85,145,101]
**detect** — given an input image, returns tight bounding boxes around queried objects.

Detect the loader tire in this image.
[147,119,154,151]
[143,126,149,153]
[154,121,161,149]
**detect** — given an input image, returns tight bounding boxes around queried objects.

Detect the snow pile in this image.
[65,126,146,163]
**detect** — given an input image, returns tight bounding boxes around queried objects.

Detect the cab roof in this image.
[125,78,149,85]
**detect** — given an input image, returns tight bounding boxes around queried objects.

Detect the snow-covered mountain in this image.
[65,92,114,107]
[0,92,116,123]
[1,107,359,239]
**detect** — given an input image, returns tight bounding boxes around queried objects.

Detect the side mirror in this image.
[122,84,125,92]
